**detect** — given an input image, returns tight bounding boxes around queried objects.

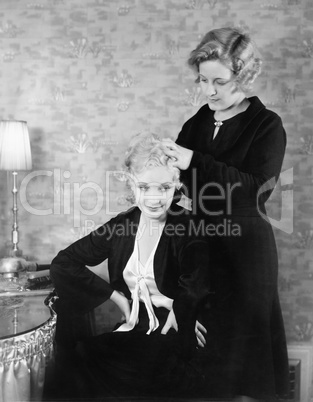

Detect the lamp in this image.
[0,120,32,260]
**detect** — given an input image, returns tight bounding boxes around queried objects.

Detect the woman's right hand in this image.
[195,320,207,348]
[161,138,193,170]
[110,290,131,322]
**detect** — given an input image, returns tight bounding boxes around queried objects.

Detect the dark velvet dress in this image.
[176,96,290,399]
[49,205,210,400]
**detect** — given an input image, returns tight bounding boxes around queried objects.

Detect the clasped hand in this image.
[161,138,193,170]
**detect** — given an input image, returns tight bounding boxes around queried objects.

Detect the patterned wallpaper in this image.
[0,0,312,344]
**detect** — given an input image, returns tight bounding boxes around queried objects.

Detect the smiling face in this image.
[198,59,246,112]
[132,165,177,222]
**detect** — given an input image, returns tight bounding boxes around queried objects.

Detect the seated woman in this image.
[49,133,211,400]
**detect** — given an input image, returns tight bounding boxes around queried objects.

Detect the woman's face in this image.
[132,165,176,221]
[198,59,245,112]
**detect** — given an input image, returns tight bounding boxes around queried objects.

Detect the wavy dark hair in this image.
[188,27,262,92]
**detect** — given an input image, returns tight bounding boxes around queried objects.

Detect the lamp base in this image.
[0,257,28,280]
[10,248,24,258]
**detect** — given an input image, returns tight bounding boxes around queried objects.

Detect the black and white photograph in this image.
[0,1,312,401]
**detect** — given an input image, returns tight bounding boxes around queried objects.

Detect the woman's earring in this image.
[177,182,183,191]
[173,187,183,203]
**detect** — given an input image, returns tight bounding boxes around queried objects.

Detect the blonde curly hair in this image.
[124,133,181,203]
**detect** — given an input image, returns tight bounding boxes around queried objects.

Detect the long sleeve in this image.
[50,221,115,314]
[189,115,285,203]
[176,97,287,211]
[172,231,211,357]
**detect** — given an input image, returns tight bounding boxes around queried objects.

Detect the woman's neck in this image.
[214,97,250,122]
[139,213,167,231]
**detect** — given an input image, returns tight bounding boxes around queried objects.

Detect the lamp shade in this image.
[0,120,32,171]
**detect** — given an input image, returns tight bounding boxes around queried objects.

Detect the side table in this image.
[0,291,56,402]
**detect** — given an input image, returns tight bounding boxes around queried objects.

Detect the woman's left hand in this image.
[161,308,178,334]
[161,138,193,170]
[110,290,131,323]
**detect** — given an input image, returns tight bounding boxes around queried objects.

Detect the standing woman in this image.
[162,27,289,401]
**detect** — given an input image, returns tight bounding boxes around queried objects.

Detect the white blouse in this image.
[115,225,173,335]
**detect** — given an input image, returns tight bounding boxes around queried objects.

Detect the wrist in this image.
[110,290,120,303]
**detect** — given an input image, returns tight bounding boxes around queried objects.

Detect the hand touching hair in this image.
[124,133,180,179]
[124,133,181,204]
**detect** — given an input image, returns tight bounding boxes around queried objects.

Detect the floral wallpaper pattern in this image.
[0,0,313,349]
